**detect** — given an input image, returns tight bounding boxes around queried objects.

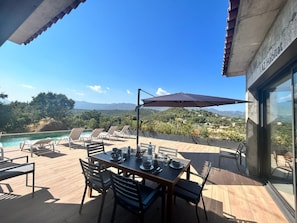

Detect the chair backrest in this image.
[140,143,156,151]
[120,125,130,133]
[273,150,293,168]
[90,128,104,138]
[108,126,118,134]
[69,128,84,140]
[86,142,105,157]
[110,172,143,210]
[158,146,178,157]
[201,161,212,187]
[272,150,278,166]
[284,151,293,162]
[237,142,246,154]
[79,158,109,190]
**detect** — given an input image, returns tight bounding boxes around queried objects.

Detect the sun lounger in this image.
[98,126,118,140]
[20,138,55,157]
[56,128,84,148]
[113,125,133,138]
[81,128,104,143]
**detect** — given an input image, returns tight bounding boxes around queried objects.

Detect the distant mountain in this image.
[74,101,136,110]
[74,101,245,118]
[204,108,245,118]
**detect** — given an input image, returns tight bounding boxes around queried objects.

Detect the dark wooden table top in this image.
[91,149,191,186]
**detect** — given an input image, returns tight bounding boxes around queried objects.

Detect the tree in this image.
[30,92,74,120]
[0,104,11,131]
[8,101,33,131]
[0,92,8,99]
[80,110,102,122]
[0,92,9,131]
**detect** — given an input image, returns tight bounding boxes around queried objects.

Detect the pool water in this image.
[0,130,92,148]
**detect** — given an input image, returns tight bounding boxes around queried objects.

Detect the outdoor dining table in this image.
[90,148,191,223]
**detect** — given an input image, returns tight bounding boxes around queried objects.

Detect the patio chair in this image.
[173,161,212,223]
[56,128,84,148]
[20,138,55,157]
[218,142,246,170]
[98,126,118,140]
[82,128,104,144]
[109,171,163,223]
[271,150,293,177]
[79,158,111,223]
[86,141,106,158]
[157,146,178,157]
[86,142,112,171]
[140,142,156,153]
[87,142,127,176]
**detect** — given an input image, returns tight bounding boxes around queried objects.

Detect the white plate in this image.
[140,164,154,171]
[110,157,122,162]
[169,163,184,169]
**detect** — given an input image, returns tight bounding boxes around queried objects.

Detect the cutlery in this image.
[152,166,160,174]
[156,168,163,174]
[153,167,162,175]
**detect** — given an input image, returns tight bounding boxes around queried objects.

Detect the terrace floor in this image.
[0,136,288,223]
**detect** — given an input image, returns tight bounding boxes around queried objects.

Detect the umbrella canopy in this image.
[142,92,248,107]
[136,91,248,146]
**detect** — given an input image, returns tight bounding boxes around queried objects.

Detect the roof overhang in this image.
[222,0,287,77]
[0,0,86,46]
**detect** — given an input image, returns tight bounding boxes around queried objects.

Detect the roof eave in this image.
[222,0,287,77]
[6,0,86,46]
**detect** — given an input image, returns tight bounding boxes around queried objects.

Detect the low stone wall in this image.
[134,130,240,149]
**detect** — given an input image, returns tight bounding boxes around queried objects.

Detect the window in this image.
[263,71,294,211]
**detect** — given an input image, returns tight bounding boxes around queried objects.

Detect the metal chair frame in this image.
[110,172,163,223]
[174,161,212,223]
[79,158,111,223]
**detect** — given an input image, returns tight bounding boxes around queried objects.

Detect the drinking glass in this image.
[163,154,169,166]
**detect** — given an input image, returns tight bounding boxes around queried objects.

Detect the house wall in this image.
[245,0,297,176]
[246,91,259,176]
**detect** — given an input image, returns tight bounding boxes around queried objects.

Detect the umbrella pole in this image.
[136,88,141,148]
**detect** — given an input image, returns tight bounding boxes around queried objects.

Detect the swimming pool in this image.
[0,130,92,148]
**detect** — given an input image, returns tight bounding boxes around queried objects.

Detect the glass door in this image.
[292,67,297,214]
[265,74,294,209]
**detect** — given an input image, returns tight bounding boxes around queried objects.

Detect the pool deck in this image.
[0,136,288,223]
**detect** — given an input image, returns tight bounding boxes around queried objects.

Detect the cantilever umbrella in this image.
[142,92,248,108]
[136,92,248,145]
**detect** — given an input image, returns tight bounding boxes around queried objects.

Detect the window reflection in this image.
[266,76,294,209]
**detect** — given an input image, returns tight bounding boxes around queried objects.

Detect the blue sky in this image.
[0,0,246,111]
